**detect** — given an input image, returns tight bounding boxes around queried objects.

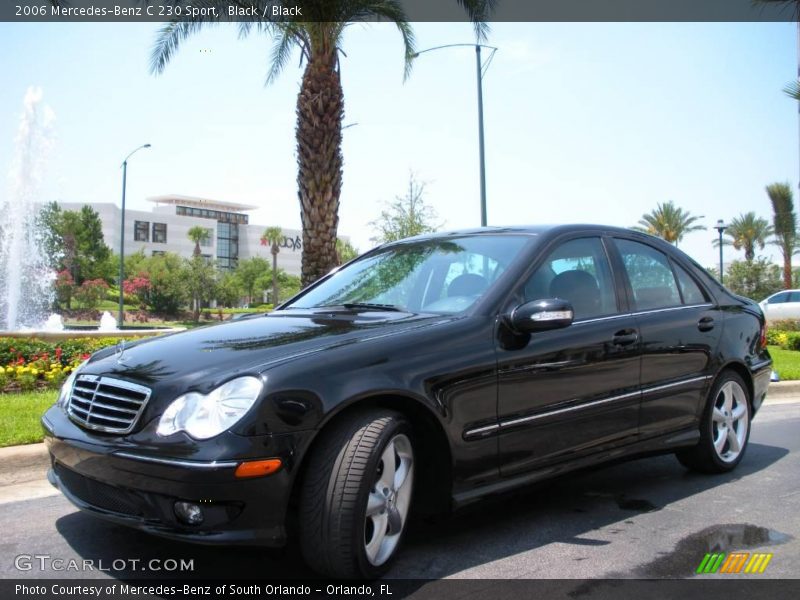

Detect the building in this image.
[61,195,302,276]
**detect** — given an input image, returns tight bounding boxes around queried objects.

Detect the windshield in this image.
[285,235,531,314]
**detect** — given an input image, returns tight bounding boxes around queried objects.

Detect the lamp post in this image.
[715,219,727,285]
[412,43,498,227]
[119,143,151,328]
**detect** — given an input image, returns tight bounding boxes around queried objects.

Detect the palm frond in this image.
[456,0,498,42]
[785,80,800,100]
[338,0,415,79]
[751,0,800,20]
[150,20,214,75]
[266,25,306,84]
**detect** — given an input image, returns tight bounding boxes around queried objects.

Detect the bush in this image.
[765,329,800,351]
[769,319,800,332]
[74,279,109,310]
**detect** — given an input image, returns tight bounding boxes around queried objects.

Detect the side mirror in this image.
[508,298,574,333]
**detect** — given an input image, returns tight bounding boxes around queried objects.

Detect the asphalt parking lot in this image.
[0,399,797,582]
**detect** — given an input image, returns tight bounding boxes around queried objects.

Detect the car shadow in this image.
[54,442,788,582]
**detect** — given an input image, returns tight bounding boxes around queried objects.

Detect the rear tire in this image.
[298,409,414,579]
[676,371,751,473]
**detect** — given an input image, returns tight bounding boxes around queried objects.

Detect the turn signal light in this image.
[234,458,283,479]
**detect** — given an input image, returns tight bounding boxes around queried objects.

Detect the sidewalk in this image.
[1,381,798,502]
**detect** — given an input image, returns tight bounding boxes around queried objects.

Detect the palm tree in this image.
[150,1,495,287]
[766,182,798,288]
[633,201,706,246]
[261,226,283,305]
[712,212,773,262]
[187,226,210,257]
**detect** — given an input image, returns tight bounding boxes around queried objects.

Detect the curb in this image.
[766,381,800,398]
[0,442,49,486]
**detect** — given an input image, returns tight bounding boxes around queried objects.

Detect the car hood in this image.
[82,309,452,395]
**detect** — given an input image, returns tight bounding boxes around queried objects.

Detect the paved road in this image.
[1,401,798,581]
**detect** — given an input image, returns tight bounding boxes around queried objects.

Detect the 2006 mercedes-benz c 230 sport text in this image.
[43,225,771,578]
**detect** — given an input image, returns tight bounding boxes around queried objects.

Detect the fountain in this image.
[98,311,118,332]
[0,87,55,330]
[0,89,181,341]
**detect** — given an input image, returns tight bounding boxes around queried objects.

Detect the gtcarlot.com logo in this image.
[696,552,773,574]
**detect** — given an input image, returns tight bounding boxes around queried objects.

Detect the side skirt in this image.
[451,427,699,509]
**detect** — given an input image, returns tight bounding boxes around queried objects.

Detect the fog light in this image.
[174,501,204,525]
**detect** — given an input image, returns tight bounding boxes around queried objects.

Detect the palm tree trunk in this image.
[785,252,793,289]
[272,249,279,306]
[296,51,343,287]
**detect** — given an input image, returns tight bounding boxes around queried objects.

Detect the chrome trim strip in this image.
[500,389,641,429]
[640,375,712,396]
[464,374,714,439]
[113,452,239,469]
[631,303,713,317]
[463,423,500,438]
[576,303,713,326]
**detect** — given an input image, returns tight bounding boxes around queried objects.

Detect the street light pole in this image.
[119,144,151,328]
[413,43,497,227]
[475,45,487,227]
[715,219,727,285]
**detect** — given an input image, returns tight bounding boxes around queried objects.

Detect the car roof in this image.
[384,224,659,244]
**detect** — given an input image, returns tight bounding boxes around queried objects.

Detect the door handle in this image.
[698,316,715,332]
[612,329,639,346]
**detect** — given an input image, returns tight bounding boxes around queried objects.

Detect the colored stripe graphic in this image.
[697,552,773,574]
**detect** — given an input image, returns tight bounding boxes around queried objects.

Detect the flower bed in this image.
[0,337,143,393]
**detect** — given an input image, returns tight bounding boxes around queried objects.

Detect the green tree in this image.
[216,272,243,308]
[633,201,706,246]
[36,201,64,270]
[336,238,359,265]
[725,258,783,301]
[187,226,211,257]
[262,226,283,306]
[766,182,797,288]
[184,255,218,322]
[370,174,442,243]
[150,1,494,287]
[145,253,189,315]
[234,257,271,306]
[713,212,773,262]
[39,204,112,284]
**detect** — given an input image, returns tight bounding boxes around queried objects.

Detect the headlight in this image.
[57,361,88,408]
[156,376,263,440]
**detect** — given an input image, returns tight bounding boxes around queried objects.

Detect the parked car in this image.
[759,289,800,322]
[43,225,771,579]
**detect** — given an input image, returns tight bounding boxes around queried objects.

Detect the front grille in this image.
[54,463,143,516]
[67,375,151,434]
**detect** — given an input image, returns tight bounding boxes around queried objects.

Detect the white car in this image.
[759,289,800,322]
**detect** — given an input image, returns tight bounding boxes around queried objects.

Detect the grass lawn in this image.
[0,390,57,447]
[767,345,800,381]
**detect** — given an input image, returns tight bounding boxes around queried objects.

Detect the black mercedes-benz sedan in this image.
[43,225,771,578]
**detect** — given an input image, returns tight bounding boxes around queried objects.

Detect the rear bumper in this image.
[751,358,772,414]
[43,406,312,547]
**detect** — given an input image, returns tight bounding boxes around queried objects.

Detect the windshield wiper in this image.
[337,303,405,312]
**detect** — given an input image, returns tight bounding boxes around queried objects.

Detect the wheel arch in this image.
[287,393,454,523]
[710,360,754,407]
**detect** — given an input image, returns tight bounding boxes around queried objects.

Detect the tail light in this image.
[760,322,767,349]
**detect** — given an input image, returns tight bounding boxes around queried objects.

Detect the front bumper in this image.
[42,406,312,547]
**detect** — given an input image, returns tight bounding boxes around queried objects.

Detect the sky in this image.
[0,20,797,270]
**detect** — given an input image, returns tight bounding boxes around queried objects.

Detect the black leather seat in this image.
[549,270,601,319]
[448,273,488,297]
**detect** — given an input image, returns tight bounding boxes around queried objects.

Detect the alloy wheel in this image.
[363,433,414,566]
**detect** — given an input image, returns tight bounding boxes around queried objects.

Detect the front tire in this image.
[299,409,414,579]
[676,371,751,473]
